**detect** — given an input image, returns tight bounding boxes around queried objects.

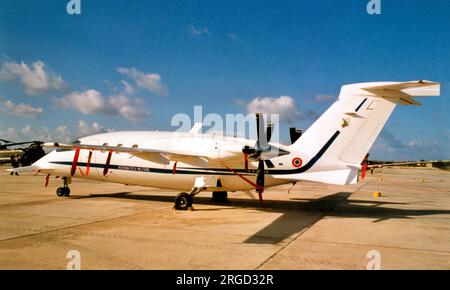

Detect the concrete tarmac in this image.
[0,166,449,269]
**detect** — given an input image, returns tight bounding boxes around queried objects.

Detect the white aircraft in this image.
[9,80,440,210]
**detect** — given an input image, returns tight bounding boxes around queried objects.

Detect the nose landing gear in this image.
[174,192,193,210]
[174,186,205,211]
[56,177,71,197]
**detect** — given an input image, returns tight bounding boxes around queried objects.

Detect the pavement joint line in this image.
[0,189,164,208]
[254,183,368,269]
[0,198,64,208]
[0,211,96,222]
[298,239,450,255]
[0,205,169,243]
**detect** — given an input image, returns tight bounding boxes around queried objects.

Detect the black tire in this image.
[56,187,65,197]
[63,187,71,197]
[211,191,229,203]
[174,193,193,210]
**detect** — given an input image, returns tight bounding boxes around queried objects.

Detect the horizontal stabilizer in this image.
[273,168,359,185]
[360,80,440,106]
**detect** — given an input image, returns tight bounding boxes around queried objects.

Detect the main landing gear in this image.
[211,191,229,203]
[56,177,70,197]
[174,187,205,211]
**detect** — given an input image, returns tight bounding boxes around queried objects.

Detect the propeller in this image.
[242,113,275,170]
[241,113,277,205]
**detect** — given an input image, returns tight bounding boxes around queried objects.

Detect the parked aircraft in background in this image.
[0,139,46,166]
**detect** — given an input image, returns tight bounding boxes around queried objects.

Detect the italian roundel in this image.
[292,157,302,168]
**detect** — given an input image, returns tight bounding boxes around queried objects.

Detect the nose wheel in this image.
[56,177,71,197]
[174,193,193,210]
[173,186,205,211]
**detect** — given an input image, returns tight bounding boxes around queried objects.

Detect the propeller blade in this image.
[256,160,265,206]
[256,160,265,188]
[258,191,264,205]
[255,113,262,145]
[244,153,249,172]
[266,122,274,143]
[255,113,271,151]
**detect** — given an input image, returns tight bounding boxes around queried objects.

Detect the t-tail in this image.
[274,80,440,185]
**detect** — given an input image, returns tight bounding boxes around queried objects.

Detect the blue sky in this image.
[0,0,449,160]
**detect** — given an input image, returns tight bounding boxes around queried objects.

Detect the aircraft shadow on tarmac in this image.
[73,192,450,245]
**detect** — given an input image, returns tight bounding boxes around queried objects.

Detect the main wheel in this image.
[211,191,229,203]
[56,187,65,197]
[174,193,193,210]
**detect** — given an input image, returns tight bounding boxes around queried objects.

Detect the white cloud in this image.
[371,129,450,161]
[117,67,168,96]
[76,120,106,136]
[52,89,150,122]
[55,121,108,142]
[314,94,335,103]
[21,124,33,136]
[1,121,109,143]
[0,60,67,94]
[239,96,303,123]
[53,89,105,115]
[105,95,149,123]
[19,125,52,141]
[55,125,72,143]
[121,80,136,95]
[188,25,211,36]
[0,127,19,141]
[228,33,238,40]
[3,100,43,118]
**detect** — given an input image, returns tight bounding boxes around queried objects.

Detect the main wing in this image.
[44,140,290,167]
[43,142,220,166]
